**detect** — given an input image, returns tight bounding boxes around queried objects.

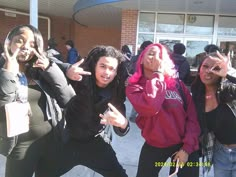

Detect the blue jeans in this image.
[213,141,236,177]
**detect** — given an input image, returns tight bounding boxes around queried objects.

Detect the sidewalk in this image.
[0,99,214,177]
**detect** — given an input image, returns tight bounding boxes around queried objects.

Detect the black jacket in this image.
[65,74,129,142]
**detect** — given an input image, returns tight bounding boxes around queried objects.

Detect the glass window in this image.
[186,40,209,66]
[186,15,214,35]
[158,39,181,53]
[139,12,155,32]
[218,16,236,36]
[156,14,184,33]
[138,33,154,45]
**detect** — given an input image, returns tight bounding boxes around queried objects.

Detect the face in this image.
[9,27,35,62]
[95,56,118,88]
[142,46,161,73]
[199,57,221,86]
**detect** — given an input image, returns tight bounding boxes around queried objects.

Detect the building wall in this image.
[121,10,138,54]
[0,10,121,61]
[74,25,121,58]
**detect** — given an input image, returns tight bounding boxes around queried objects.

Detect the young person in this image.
[65,40,79,64]
[41,45,130,177]
[126,43,200,177]
[191,52,236,177]
[0,25,75,177]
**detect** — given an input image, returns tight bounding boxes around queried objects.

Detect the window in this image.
[218,16,236,36]
[139,12,155,32]
[186,15,214,35]
[156,14,184,33]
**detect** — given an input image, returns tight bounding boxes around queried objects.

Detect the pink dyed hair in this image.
[128,43,177,87]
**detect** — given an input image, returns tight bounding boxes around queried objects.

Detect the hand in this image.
[66,59,91,81]
[99,103,128,129]
[31,48,50,70]
[210,51,228,78]
[3,39,20,74]
[172,149,189,168]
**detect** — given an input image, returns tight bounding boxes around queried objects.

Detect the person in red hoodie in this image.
[126,43,200,177]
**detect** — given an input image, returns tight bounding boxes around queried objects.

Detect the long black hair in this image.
[5,24,45,79]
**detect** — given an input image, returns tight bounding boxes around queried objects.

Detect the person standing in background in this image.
[46,38,64,63]
[65,40,79,64]
[170,43,190,85]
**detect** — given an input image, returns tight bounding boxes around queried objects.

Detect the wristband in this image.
[153,70,163,74]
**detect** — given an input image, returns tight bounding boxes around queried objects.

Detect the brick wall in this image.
[0,8,139,60]
[121,10,138,54]
[74,25,121,57]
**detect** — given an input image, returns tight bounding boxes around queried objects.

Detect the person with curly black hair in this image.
[41,45,130,177]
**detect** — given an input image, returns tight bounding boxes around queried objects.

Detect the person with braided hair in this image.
[40,45,130,177]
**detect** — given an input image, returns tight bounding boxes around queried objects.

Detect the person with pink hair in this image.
[126,43,200,177]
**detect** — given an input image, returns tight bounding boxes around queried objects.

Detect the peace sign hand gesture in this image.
[31,48,50,70]
[66,59,91,81]
[3,39,20,75]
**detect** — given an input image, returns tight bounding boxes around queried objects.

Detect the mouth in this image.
[101,75,110,81]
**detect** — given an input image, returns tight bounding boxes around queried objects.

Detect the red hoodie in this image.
[126,73,200,154]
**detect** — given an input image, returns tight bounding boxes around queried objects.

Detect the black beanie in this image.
[173,43,186,55]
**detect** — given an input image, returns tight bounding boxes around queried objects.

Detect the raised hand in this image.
[210,51,228,78]
[3,39,20,75]
[31,48,50,70]
[99,103,128,129]
[66,59,91,81]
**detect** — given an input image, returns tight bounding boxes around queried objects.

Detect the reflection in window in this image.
[159,39,181,53]
[138,34,154,45]
[186,15,214,35]
[186,40,209,66]
[156,14,184,33]
[218,16,236,36]
[139,13,155,32]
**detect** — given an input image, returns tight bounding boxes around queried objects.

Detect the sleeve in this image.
[181,83,201,154]
[0,68,17,107]
[226,67,236,84]
[219,79,236,103]
[40,62,75,107]
[68,49,78,64]
[126,73,166,117]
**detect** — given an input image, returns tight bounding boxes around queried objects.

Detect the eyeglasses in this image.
[168,158,180,177]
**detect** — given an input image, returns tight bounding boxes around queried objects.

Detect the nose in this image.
[21,39,31,50]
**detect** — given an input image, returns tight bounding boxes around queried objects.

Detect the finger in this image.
[100,119,108,125]
[4,40,11,59]
[79,70,91,76]
[12,48,20,59]
[107,103,119,113]
[72,58,84,67]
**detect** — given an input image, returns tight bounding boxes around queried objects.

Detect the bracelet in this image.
[153,70,163,74]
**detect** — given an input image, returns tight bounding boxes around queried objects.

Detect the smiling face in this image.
[200,57,221,86]
[9,27,35,62]
[95,56,118,88]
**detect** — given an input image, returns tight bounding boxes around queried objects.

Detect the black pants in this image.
[37,136,128,177]
[136,142,199,177]
[5,131,52,177]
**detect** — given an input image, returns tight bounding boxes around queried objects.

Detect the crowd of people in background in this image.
[1,24,236,177]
